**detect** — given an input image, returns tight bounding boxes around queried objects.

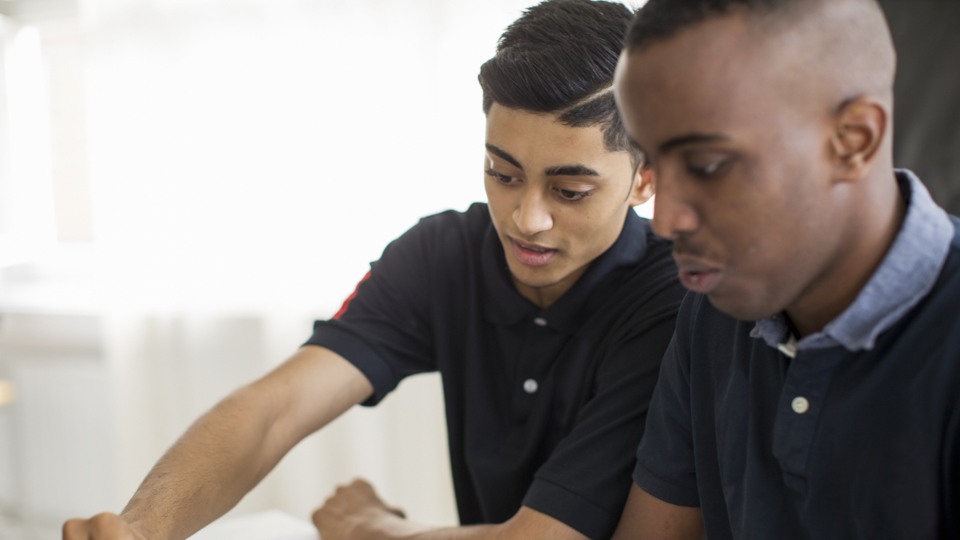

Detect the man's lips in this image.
[673,253,722,294]
[509,237,557,267]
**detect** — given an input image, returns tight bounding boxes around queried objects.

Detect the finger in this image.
[350,478,372,490]
[63,518,90,540]
[311,506,335,530]
[64,513,137,540]
[341,477,374,497]
[89,513,128,539]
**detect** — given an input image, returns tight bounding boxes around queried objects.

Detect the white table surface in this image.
[189,510,319,540]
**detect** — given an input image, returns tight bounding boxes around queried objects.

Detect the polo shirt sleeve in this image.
[522,281,686,539]
[632,293,702,508]
[304,217,440,405]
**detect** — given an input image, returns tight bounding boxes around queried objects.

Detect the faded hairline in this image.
[625,0,895,102]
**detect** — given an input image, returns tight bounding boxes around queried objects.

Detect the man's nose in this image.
[513,189,554,236]
[650,177,698,240]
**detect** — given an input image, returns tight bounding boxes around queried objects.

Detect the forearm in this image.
[367,518,579,540]
[120,384,294,539]
[314,488,587,540]
[404,523,500,540]
[324,512,502,540]
[63,348,372,540]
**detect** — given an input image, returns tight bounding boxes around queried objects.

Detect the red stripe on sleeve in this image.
[333,271,372,319]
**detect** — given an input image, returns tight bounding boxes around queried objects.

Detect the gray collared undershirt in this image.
[750,169,955,357]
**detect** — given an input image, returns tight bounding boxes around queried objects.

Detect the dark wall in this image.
[877,0,960,214]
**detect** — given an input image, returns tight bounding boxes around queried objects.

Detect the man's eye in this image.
[555,188,592,202]
[687,158,728,178]
[485,168,519,184]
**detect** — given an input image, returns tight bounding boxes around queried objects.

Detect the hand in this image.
[62,513,148,540]
[312,478,423,540]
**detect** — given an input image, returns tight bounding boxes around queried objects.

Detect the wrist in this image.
[119,511,165,540]
[365,511,432,540]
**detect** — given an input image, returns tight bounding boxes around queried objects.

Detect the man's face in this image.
[484,102,648,308]
[614,15,842,322]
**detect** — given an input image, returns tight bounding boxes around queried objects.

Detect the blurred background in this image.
[0,0,956,538]
[0,0,648,537]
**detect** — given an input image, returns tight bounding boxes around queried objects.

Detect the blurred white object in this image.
[189,510,317,540]
[0,380,15,407]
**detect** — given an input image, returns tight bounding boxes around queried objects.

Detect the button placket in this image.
[772,349,844,484]
[519,316,549,398]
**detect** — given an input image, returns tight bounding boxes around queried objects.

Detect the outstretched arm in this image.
[312,478,589,540]
[63,345,373,540]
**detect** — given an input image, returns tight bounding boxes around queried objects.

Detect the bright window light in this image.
[1,23,56,267]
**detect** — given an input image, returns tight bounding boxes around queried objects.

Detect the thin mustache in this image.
[671,239,724,270]
[672,238,706,259]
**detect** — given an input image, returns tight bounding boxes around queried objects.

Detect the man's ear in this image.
[829,96,888,183]
[628,165,655,206]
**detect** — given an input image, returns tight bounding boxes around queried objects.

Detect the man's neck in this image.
[788,171,907,338]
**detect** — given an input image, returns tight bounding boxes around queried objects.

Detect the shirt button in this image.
[791,396,810,414]
[523,378,539,394]
[533,317,547,327]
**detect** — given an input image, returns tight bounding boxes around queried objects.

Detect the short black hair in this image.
[479,0,639,161]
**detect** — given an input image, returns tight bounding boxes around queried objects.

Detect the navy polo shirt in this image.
[306,202,683,539]
[635,174,960,539]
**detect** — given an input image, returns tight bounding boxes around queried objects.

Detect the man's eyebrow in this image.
[659,133,729,155]
[485,144,522,169]
[545,164,600,177]
[486,144,600,177]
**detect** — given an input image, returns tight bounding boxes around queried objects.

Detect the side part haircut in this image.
[479,0,640,161]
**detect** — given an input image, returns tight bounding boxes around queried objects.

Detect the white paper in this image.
[189,510,319,540]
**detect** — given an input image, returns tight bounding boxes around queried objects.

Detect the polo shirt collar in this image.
[482,209,649,333]
[751,169,954,354]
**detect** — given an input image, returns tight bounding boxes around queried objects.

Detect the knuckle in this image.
[311,507,331,527]
[89,512,115,527]
[62,519,84,538]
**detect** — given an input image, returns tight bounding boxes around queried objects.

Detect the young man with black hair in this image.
[63,1,684,539]
[612,0,960,538]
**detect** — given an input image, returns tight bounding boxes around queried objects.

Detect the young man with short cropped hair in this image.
[63,2,684,539]
[612,0,960,538]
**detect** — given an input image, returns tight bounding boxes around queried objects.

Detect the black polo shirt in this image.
[634,222,960,539]
[306,202,683,539]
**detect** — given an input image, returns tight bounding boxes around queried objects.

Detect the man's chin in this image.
[510,274,559,291]
[704,291,779,323]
